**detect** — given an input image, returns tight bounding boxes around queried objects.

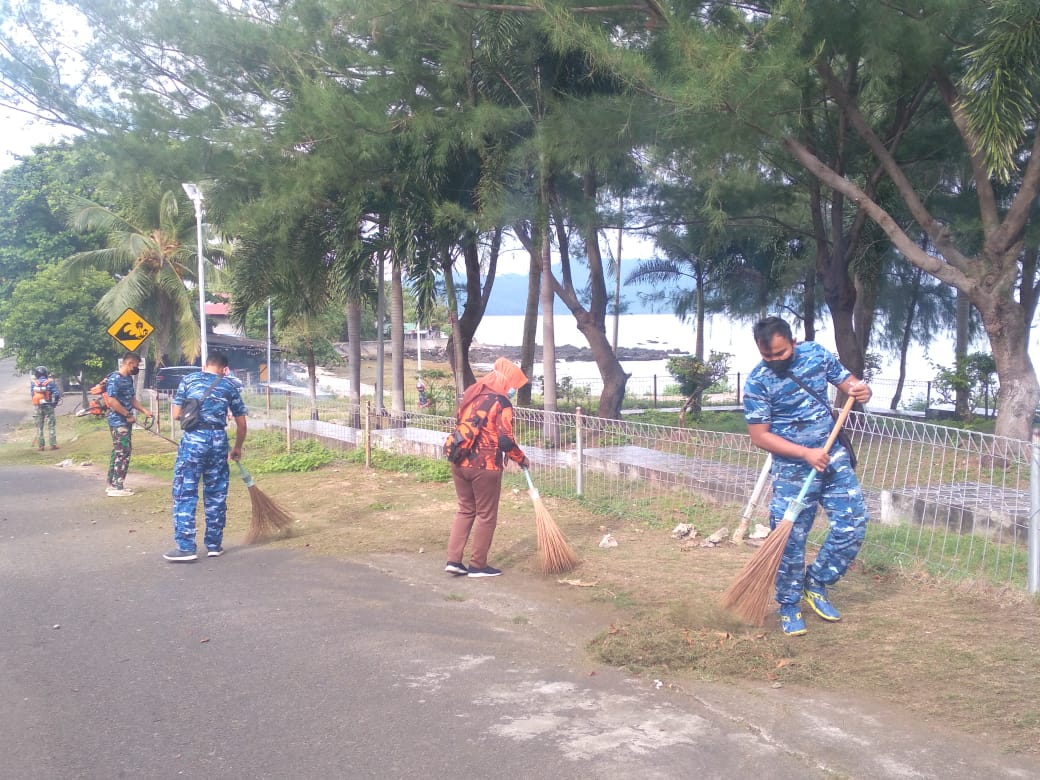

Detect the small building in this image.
[208,332,286,385]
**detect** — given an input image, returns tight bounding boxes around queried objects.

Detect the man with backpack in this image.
[30,366,60,451]
[163,352,248,563]
[444,357,530,578]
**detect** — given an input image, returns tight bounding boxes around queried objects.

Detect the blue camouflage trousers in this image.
[172,430,230,553]
[769,445,867,606]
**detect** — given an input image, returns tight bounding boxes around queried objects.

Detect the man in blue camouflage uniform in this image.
[163,352,248,563]
[742,316,872,636]
[30,366,61,451]
[104,353,150,497]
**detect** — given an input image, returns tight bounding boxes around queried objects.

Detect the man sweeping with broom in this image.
[163,352,248,563]
[740,317,872,636]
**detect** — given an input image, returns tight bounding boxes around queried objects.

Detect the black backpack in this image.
[444,393,500,465]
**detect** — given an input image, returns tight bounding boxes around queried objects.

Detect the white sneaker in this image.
[106,487,135,497]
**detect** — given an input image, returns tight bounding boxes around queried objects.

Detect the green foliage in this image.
[957,0,1040,183]
[0,264,122,380]
[342,447,452,482]
[253,438,337,473]
[416,368,454,414]
[555,375,593,408]
[64,187,209,365]
[666,352,731,397]
[0,143,105,298]
[624,409,749,434]
[932,352,999,420]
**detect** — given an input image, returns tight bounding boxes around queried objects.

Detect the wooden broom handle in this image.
[822,395,857,452]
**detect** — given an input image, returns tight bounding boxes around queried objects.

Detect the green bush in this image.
[254,438,337,473]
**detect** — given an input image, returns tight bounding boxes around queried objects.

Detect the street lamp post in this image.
[181,182,207,367]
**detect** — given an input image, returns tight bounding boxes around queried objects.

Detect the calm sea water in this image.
[475,313,971,377]
[471,312,999,409]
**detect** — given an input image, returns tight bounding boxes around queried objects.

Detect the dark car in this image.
[152,366,198,393]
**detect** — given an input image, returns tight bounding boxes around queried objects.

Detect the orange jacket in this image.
[454,387,525,471]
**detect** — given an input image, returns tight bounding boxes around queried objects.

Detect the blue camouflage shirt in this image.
[742,340,851,463]
[173,371,247,426]
[105,371,138,428]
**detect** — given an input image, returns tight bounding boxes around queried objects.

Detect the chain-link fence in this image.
[145,385,1034,590]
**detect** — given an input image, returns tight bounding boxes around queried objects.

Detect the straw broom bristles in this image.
[237,461,295,544]
[720,520,795,625]
[721,396,856,625]
[523,468,579,575]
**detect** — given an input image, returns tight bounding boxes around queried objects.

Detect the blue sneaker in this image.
[778,604,807,636]
[803,582,841,621]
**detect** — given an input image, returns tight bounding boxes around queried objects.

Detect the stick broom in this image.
[731,453,773,544]
[720,396,856,626]
[237,461,296,544]
[522,468,579,575]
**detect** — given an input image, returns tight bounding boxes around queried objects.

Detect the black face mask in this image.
[130,366,140,376]
[764,355,794,376]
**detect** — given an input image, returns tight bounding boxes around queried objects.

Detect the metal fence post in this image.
[364,400,372,468]
[653,375,657,408]
[285,394,293,452]
[1029,427,1040,594]
[575,406,584,497]
[736,372,741,405]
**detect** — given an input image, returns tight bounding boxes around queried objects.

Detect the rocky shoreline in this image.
[404,343,682,364]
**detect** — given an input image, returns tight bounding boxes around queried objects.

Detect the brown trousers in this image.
[447,464,504,569]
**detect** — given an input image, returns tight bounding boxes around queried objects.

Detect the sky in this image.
[0,107,71,170]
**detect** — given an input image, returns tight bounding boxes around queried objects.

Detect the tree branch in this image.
[782,134,973,294]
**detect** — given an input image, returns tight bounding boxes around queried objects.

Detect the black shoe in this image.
[163,549,198,562]
[467,565,502,578]
[207,547,224,558]
[444,561,468,575]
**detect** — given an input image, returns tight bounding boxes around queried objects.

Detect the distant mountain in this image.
[461,260,672,316]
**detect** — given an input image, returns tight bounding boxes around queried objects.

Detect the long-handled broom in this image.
[139,426,294,544]
[731,453,773,544]
[522,467,579,575]
[237,461,296,544]
[720,395,856,626]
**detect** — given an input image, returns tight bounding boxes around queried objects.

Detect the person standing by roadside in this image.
[163,352,247,563]
[445,357,529,578]
[30,366,61,451]
[104,353,149,497]
[742,316,872,636]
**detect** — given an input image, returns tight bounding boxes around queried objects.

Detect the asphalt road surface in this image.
[1,358,1037,779]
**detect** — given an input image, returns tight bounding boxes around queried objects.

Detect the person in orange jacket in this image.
[445,358,529,578]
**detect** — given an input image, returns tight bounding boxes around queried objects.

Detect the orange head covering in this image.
[481,357,528,396]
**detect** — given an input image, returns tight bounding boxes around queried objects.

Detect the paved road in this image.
[1,358,1038,779]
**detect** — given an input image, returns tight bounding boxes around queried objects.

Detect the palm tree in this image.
[230,206,345,421]
[64,189,213,365]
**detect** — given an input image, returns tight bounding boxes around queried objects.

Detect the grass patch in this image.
[253,438,337,473]
[342,448,453,482]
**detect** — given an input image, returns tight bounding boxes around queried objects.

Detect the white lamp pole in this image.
[182,182,207,367]
[417,317,422,374]
[267,297,272,383]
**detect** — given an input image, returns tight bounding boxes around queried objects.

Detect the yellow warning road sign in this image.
[107,308,154,351]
